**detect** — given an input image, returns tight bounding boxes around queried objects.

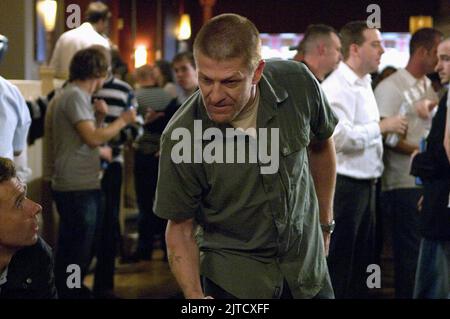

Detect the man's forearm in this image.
[166,219,204,299]
[308,138,336,224]
[388,138,418,155]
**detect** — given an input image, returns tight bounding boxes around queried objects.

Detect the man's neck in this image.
[345,59,367,79]
[303,56,324,81]
[73,80,96,95]
[184,86,198,97]
[90,22,102,34]
[243,84,258,112]
[405,58,426,79]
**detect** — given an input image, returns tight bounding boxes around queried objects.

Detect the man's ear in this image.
[349,43,360,59]
[252,60,265,84]
[317,42,326,56]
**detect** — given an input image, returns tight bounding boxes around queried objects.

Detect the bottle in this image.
[385,101,408,147]
[126,91,136,110]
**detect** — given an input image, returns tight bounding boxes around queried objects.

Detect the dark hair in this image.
[69,47,109,82]
[155,60,174,86]
[172,51,196,69]
[0,157,16,184]
[193,13,261,71]
[340,21,370,60]
[85,1,111,24]
[409,28,443,55]
[111,49,128,80]
[300,24,338,54]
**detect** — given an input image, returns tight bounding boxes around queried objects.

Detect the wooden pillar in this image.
[199,0,216,24]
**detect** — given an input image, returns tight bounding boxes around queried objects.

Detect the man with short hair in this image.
[322,21,408,298]
[50,1,111,79]
[293,24,342,82]
[411,38,450,299]
[0,157,57,299]
[374,27,442,298]
[155,14,338,299]
[172,51,199,104]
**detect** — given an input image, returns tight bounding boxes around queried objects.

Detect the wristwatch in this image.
[320,220,335,234]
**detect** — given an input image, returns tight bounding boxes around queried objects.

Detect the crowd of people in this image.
[0,1,449,300]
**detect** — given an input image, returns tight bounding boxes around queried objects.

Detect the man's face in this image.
[97,18,110,35]
[423,36,442,74]
[196,52,264,124]
[435,40,450,84]
[323,33,342,74]
[173,58,198,92]
[358,28,385,74]
[0,178,41,249]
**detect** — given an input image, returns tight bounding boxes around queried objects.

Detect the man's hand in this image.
[417,195,424,212]
[379,115,408,135]
[120,108,137,124]
[144,108,165,124]
[94,98,108,122]
[99,145,113,162]
[414,99,437,120]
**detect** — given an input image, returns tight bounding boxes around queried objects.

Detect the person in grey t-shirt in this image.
[48,47,136,299]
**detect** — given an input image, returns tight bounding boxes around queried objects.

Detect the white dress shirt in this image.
[50,22,110,79]
[322,62,383,179]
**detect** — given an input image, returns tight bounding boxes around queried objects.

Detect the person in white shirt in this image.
[374,28,442,299]
[50,1,111,79]
[321,21,408,298]
[0,35,31,161]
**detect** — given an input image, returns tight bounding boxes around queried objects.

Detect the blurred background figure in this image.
[50,1,111,79]
[292,24,342,82]
[153,60,177,98]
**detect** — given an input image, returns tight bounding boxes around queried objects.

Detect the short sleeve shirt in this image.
[374,68,438,190]
[51,83,100,191]
[0,76,31,159]
[154,60,338,298]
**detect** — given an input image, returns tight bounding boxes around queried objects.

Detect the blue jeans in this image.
[53,189,101,299]
[414,238,450,299]
[94,162,122,293]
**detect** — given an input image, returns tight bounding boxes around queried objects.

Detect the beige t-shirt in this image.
[374,68,438,191]
[231,86,260,138]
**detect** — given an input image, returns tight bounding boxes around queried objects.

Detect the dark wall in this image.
[187,0,439,35]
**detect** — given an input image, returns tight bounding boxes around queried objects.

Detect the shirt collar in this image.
[194,71,289,130]
[339,61,372,87]
[398,68,429,87]
[80,22,95,32]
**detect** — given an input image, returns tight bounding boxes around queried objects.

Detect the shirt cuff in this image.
[366,122,381,142]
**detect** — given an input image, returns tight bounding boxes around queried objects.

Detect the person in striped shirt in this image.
[91,48,138,298]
